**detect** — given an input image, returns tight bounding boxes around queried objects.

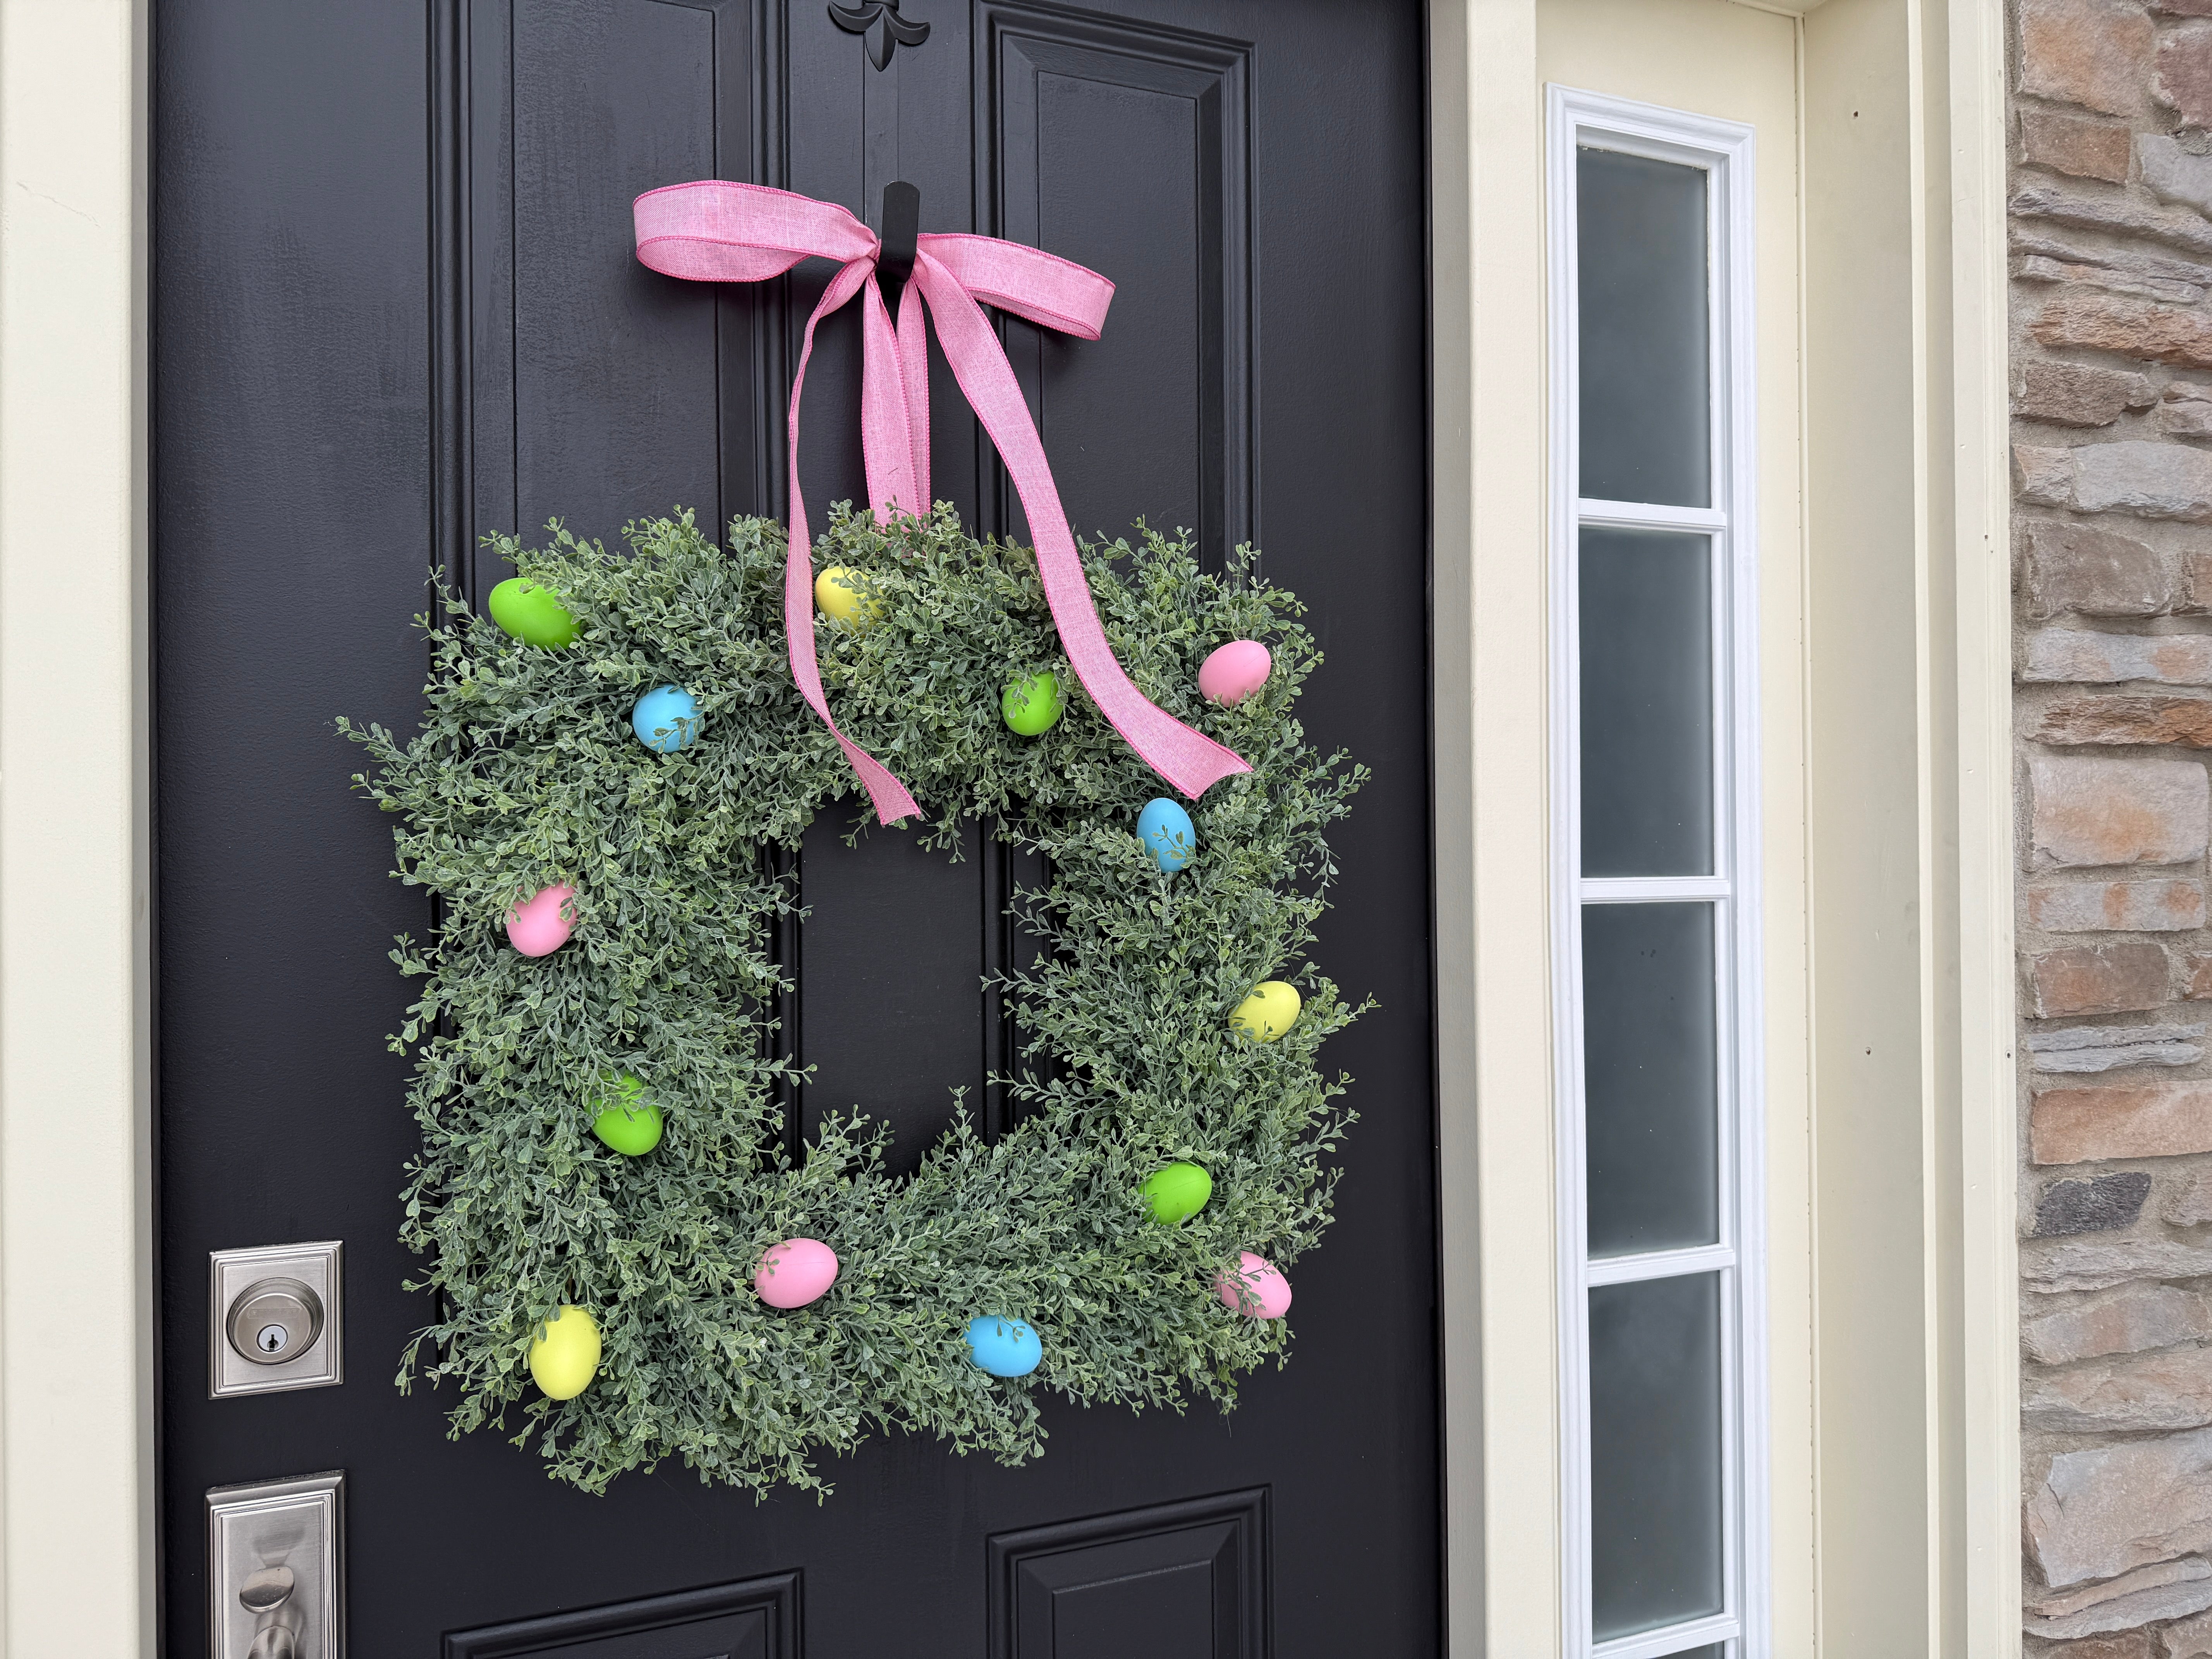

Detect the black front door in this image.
[155,3,1434,1652]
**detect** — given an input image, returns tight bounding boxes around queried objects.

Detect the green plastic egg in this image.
[487,577,578,648]
[1142,1161,1213,1225]
[1230,981,1302,1043]
[1001,671,1065,737]
[528,1305,601,1399]
[590,1073,663,1156]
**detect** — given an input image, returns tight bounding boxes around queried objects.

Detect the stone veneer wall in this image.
[2013,1,2212,1651]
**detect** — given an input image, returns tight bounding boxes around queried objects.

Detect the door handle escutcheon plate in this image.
[206,1471,343,1659]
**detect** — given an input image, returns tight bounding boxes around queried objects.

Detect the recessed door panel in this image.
[455,0,760,582]
[990,1491,1266,1659]
[444,1574,798,1659]
[979,5,1252,564]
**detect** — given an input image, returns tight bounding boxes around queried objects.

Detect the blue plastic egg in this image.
[632,685,702,753]
[1136,798,1197,871]
[965,1315,1042,1377]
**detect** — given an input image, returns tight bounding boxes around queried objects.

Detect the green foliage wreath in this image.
[340,504,1366,1496]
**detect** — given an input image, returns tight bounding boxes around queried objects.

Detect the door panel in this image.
[980,5,1252,560]
[444,1574,799,1659]
[156,2,1433,1653]
[453,0,762,581]
[989,1491,1266,1659]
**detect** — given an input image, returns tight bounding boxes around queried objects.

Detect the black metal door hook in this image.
[877,181,920,311]
[828,0,929,72]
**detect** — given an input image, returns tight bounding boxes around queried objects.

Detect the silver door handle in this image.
[240,1565,300,1659]
[206,1471,341,1659]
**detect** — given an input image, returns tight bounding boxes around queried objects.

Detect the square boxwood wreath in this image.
[340,504,1366,1496]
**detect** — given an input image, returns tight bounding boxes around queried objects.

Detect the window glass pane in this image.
[1577,146,1711,508]
[1590,1273,1726,1641]
[1583,902,1719,1255]
[1579,527,1713,877]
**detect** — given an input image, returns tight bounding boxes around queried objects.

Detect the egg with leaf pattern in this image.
[755,1238,839,1309]
[1230,981,1300,1042]
[965,1315,1042,1377]
[1137,798,1197,871]
[1216,1252,1291,1319]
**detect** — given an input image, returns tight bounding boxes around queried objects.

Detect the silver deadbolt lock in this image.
[227,1278,323,1366]
[208,1242,342,1398]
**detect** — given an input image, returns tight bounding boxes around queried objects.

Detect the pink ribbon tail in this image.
[633,179,1251,822]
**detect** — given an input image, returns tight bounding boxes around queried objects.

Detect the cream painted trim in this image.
[1432,3,1557,1655]
[1939,0,2020,1644]
[0,0,154,1653]
[1436,0,2013,1652]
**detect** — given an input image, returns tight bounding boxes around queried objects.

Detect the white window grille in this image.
[1546,84,1767,1659]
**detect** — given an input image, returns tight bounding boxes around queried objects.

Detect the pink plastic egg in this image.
[505,884,575,957]
[756,1238,839,1309]
[1197,640,1272,706]
[1216,1250,1293,1319]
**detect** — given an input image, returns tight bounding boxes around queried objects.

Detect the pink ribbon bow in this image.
[633,179,1251,824]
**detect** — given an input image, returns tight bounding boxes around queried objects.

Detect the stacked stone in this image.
[2014,2,2212,1651]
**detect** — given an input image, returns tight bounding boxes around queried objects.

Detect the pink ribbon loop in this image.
[634,179,1252,825]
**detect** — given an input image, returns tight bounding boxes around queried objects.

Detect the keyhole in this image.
[257,1324,289,1353]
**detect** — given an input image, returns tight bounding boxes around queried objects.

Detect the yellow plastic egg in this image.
[527,1304,601,1400]
[814,565,881,630]
[1230,981,1302,1043]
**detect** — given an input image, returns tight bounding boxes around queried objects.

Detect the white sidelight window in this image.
[1546,88,1765,1659]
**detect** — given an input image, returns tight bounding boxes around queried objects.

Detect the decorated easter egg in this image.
[528,1304,602,1398]
[1230,980,1301,1043]
[965,1315,1042,1377]
[1136,798,1197,871]
[1216,1251,1292,1319]
[1197,640,1271,705]
[1142,1161,1213,1225]
[1001,671,1064,737]
[506,884,575,957]
[632,685,702,753]
[488,577,578,649]
[814,565,881,629]
[590,1074,662,1156]
[756,1238,840,1309]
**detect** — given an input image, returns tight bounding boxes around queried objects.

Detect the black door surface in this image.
[155,3,1434,1653]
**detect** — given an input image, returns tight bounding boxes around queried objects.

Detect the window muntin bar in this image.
[1579,497,1728,532]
